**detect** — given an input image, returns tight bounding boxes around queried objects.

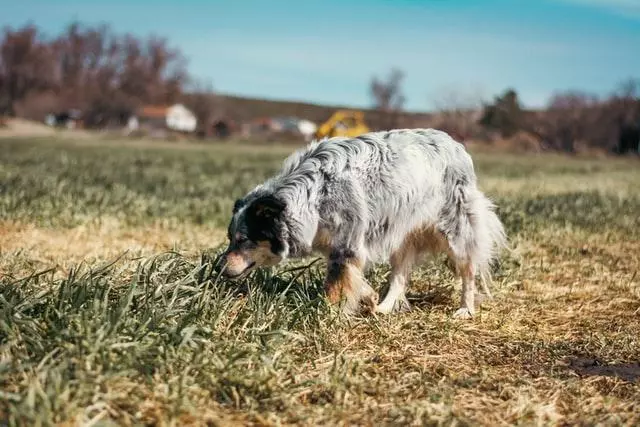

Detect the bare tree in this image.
[533,81,640,154]
[0,25,57,115]
[430,86,485,143]
[370,68,406,129]
[183,79,219,137]
[609,78,640,125]
[0,21,191,124]
[538,91,600,152]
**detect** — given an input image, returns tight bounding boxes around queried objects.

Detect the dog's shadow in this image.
[373,272,457,311]
[372,260,458,310]
[205,252,461,310]
[405,288,455,309]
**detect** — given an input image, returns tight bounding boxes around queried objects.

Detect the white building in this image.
[135,104,197,133]
[297,119,318,141]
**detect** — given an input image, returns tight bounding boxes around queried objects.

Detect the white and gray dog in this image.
[219,128,506,318]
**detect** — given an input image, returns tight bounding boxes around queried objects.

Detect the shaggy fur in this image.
[220,128,507,317]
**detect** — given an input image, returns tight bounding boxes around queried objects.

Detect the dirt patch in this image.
[0,118,57,137]
[568,357,640,382]
[0,118,97,139]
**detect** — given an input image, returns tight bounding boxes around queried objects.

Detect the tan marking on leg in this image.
[324,257,362,303]
[324,257,377,315]
[394,225,449,261]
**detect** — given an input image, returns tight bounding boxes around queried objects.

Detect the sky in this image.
[2,0,639,111]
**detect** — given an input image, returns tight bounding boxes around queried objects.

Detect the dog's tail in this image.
[467,189,508,296]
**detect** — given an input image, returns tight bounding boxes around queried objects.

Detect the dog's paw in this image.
[452,307,474,319]
[375,302,393,315]
[376,296,411,315]
[360,292,379,315]
[339,292,378,317]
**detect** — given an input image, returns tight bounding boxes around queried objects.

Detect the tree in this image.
[370,68,406,129]
[183,79,219,137]
[610,78,640,154]
[609,78,640,126]
[0,21,191,124]
[430,86,485,143]
[54,21,111,107]
[532,80,640,154]
[0,24,56,116]
[479,88,524,138]
[540,91,599,152]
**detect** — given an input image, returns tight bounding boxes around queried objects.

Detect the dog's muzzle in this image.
[213,251,254,279]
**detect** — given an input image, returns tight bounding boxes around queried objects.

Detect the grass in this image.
[0,136,639,426]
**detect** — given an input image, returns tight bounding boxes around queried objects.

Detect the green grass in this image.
[1,136,639,426]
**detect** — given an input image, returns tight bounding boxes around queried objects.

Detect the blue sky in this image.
[2,0,639,111]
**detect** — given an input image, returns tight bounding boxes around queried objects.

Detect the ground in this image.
[0,135,638,426]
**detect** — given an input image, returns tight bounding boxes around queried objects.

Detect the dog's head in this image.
[218,193,288,279]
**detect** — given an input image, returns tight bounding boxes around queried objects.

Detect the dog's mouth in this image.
[224,262,256,279]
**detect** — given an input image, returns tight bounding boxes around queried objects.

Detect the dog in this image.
[219,128,506,318]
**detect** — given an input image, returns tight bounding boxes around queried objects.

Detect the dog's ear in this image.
[248,195,285,220]
[232,198,245,214]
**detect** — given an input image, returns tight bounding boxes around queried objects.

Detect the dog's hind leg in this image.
[452,261,476,319]
[478,274,493,300]
[324,248,378,316]
[438,167,506,319]
[377,226,450,314]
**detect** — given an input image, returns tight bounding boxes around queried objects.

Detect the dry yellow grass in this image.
[0,219,224,278]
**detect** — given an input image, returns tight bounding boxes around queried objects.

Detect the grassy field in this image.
[0,136,639,426]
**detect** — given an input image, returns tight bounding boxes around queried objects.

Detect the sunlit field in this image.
[1,136,639,426]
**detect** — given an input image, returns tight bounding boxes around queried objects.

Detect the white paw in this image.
[375,302,394,314]
[376,297,411,314]
[453,307,474,319]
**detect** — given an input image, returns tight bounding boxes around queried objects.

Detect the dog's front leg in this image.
[324,248,378,315]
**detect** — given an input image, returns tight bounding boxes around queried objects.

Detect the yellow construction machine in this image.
[314,110,369,139]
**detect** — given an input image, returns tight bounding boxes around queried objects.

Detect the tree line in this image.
[369,69,640,154]
[479,83,640,154]
[0,21,203,128]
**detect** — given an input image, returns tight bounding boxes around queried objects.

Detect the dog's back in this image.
[275,129,480,260]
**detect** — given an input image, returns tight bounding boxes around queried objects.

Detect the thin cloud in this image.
[557,0,640,18]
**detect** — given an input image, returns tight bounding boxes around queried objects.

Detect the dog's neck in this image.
[266,186,319,258]
[267,159,326,258]
[282,201,319,258]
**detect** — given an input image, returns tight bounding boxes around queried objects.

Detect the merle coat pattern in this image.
[221,128,506,317]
